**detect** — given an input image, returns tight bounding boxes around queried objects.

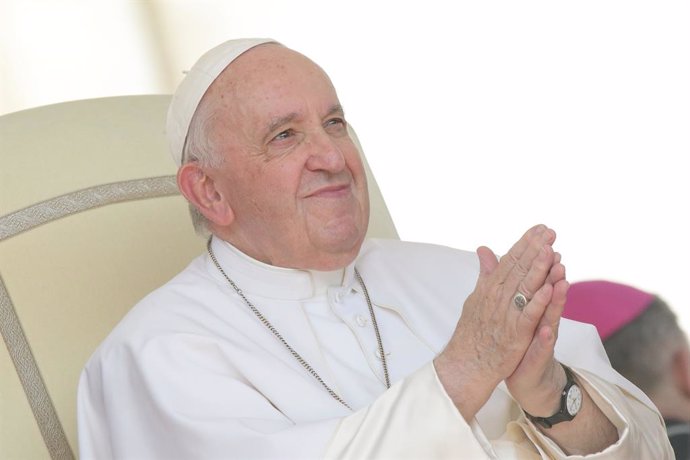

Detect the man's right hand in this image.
[434,224,564,421]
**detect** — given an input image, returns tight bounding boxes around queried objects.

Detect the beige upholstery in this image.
[0,95,397,459]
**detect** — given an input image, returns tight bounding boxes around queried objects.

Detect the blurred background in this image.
[2,0,689,332]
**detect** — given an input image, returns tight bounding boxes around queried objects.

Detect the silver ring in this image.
[513,292,528,309]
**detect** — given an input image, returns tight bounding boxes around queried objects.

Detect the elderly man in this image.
[78,39,672,459]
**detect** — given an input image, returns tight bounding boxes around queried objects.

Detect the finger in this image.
[499,227,557,301]
[516,245,555,300]
[513,227,556,280]
[534,279,569,342]
[511,324,558,390]
[546,279,569,339]
[551,279,569,311]
[546,260,565,286]
[476,246,499,276]
[526,324,557,370]
[518,281,553,332]
[493,224,552,283]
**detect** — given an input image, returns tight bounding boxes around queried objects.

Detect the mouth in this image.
[307,183,351,198]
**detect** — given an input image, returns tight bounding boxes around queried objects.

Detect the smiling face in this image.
[191,44,369,270]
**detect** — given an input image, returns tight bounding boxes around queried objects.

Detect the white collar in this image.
[205,236,355,300]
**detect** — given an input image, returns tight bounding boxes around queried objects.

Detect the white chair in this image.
[0,95,397,459]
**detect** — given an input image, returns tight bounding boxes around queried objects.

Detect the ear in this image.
[177,163,234,227]
[671,343,690,398]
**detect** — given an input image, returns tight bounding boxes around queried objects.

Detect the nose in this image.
[304,130,347,173]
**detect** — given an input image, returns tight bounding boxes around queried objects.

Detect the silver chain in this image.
[207,238,391,411]
[354,269,391,389]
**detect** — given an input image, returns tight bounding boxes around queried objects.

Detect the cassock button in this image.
[355,314,368,327]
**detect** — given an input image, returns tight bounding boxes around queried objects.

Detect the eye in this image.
[272,129,294,142]
[324,117,347,133]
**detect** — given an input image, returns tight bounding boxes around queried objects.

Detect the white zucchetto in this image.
[166,38,277,166]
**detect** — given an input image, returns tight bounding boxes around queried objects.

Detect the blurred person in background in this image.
[564,280,690,459]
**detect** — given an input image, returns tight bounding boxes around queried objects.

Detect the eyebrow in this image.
[325,104,345,118]
[266,112,298,137]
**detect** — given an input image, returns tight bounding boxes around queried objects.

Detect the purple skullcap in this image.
[563,280,655,340]
[166,38,278,166]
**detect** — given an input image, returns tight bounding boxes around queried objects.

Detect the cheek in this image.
[251,163,305,212]
[347,155,368,195]
[341,144,366,177]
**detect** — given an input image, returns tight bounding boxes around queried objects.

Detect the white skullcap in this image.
[166,38,278,166]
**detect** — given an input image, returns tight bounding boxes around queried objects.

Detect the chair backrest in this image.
[0,95,397,459]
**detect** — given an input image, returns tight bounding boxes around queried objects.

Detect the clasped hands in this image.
[435,224,570,422]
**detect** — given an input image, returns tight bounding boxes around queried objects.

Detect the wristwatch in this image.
[524,365,582,429]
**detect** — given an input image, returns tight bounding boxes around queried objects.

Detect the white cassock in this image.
[78,237,673,459]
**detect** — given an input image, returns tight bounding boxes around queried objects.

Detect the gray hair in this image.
[603,297,686,394]
[181,93,224,235]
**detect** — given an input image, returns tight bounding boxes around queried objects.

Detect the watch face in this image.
[566,384,582,416]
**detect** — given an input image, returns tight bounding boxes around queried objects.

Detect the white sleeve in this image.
[325,362,492,459]
[495,367,674,459]
[327,365,673,460]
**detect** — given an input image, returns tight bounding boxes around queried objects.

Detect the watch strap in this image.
[524,365,580,429]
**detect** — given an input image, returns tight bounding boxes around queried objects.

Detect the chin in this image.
[308,226,366,269]
[323,217,366,245]
[304,208,369,264]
